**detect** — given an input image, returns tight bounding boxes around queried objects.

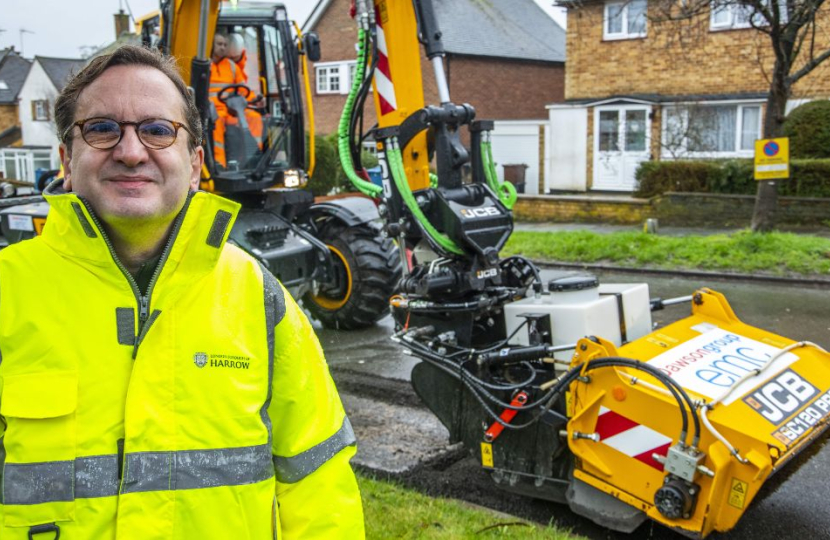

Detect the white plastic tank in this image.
[503,275,651,360]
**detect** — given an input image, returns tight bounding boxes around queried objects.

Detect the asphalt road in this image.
[318,269,830,540]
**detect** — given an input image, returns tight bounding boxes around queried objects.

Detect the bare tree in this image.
[650,0,830,231]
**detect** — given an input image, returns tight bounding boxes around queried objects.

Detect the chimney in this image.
[114,10,130,39]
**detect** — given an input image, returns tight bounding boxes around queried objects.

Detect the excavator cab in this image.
[140,2,314,193]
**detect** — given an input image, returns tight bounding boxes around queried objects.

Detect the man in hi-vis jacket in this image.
[0,45,364,540]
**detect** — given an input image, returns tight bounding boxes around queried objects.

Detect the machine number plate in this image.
[8,214,34,231]
[742,370,830,446]
[480,442,494,468]
[728,478,748,509]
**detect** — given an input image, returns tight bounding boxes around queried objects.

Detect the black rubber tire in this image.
[303,221,401,330]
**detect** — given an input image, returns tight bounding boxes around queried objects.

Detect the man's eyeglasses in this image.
[64,117,195,150]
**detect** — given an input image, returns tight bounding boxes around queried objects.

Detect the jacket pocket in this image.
[1,371,78,527]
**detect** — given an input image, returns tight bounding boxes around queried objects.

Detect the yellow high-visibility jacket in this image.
[0,182,364,539]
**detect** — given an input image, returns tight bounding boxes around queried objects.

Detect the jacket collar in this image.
[41,180,241,285]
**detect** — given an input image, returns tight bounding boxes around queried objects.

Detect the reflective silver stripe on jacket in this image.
[2,444,274,504]
[273,417,356,484]
[3,454,119,505]
[121,443,274,494]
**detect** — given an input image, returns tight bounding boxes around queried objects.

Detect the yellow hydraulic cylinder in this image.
[371,0,430,190]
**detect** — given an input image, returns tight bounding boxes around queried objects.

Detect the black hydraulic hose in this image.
[407,338,538,393]
[349,30,378,166]
[446,319,529,360]
[418,350,560,430]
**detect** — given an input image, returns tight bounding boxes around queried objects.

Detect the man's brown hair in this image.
[56,45,202,151]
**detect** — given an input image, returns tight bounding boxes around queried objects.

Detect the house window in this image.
[710,0,787,30]
[0,81,8,90]
[32,100,50,121]
[603,0,647,40]
[315,61,358,95]
[662,103,762,156]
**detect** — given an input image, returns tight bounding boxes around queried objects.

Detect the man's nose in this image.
[111,125,149,166]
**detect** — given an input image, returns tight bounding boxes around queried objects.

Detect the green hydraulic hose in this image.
[388,142,464,255]
[338,28,382,198]
[481,140,517,209]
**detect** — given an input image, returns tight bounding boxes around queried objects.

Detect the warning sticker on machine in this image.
[728,478,748,509]
[647,328,799,404]
[481,442,494,468]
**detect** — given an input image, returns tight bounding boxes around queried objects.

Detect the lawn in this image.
[359,474,584,539]
[503,230,830,276]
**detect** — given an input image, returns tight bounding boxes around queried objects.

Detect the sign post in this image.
[754,138,790,181]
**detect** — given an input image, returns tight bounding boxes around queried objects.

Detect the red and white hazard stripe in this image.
[374,14,397,115]
[595,406,671,471]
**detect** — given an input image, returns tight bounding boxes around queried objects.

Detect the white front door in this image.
[593,105,651,191]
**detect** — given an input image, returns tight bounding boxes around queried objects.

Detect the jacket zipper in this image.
[80,192,194,348]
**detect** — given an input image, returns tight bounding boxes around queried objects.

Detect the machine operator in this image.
[210,31,263,167]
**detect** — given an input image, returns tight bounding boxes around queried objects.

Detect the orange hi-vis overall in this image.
[209,57,263,167]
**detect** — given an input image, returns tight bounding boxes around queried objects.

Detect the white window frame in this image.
[33,100,50,121]
[710,0,787,31]
[315,60,358,95]
[603,0,647,41]
[660,101,764,159]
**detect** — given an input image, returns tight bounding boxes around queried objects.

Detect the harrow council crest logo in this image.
[193,352,208,368]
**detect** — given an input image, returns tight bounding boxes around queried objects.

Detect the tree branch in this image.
[790,45,830,82]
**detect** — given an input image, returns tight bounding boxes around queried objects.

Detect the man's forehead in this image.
[76,65,184,119]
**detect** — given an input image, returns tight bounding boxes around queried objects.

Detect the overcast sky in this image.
[0,0,566,59]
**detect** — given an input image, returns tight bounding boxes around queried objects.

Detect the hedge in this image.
[634,159,830,198]
[306,133,378,196]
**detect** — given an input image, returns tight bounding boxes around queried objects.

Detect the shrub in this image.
[783,100,830,159]
[307,134,339,196]
[634,159,830,198]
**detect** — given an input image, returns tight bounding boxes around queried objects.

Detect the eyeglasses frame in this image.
[63,117,197,150]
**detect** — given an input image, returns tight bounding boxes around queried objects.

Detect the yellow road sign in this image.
[754,138,789,180]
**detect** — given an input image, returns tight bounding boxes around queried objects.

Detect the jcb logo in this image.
[743,369,818,424]
[460,207,500,219]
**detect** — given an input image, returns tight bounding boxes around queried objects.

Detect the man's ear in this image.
[59,143,72,191]
[189,145,204,191]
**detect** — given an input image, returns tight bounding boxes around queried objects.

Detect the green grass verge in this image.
[503,230,830,276]
[359,474,584,539]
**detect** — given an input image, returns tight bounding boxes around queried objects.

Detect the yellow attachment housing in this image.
[566,289,830,538]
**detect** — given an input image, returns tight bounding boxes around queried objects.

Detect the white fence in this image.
[491,120,546,195]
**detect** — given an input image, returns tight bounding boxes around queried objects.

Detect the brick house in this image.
[0,49,32,148]
[547,0,830,192]
[303,0,566,193]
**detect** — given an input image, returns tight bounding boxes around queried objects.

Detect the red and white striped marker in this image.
[595,406,672,471]
[374,14,397,115]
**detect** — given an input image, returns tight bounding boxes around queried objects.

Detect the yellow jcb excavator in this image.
[338,0,830,537]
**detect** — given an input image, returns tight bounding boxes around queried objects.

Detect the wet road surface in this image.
[318,269,830,539]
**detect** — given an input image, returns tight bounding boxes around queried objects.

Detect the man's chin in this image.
[99,204,172,227]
